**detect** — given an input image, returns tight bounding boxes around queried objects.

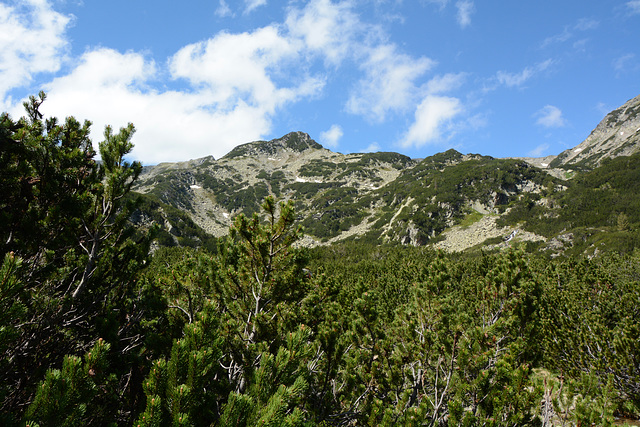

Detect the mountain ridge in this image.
[133,93,640,255]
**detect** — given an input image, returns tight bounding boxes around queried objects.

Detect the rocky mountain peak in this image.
[550,94,640,169]
[222,131,322,160]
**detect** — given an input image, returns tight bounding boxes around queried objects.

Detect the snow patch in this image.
[223,213,229,219]
[190,185,201,189]
[295,177,307,183]
[573,147,583,153]
[540,163,548,167]
[268,157,278,161]
[620,131,625,136]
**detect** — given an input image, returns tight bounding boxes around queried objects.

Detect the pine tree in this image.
[213,196,308,393]
[23,339,118,426]
[136,197,316,425]
[217,325,314,427]
[136,304,225,426]
[0,93,158,422]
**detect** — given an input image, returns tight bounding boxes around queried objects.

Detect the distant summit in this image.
[222,132,323,160]
[550,93,640,170]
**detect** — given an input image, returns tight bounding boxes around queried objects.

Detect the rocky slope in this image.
[134,133,552,248]
[133,93,640,255]
[518,94,640,172]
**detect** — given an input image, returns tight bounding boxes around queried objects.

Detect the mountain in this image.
[537,94,640,171]
[132,94,640,256]
[133,133,552,248]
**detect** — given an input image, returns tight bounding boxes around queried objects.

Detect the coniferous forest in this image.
[2,95,640,426]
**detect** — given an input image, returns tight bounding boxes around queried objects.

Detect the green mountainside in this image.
[133,137,553,248]
[132,94,640,257]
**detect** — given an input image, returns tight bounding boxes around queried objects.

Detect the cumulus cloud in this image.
[347,44,434,121]
[0,0,71,101]
[33,42,323,164]
[456,1,474,28]
[285,0,362,65]
[169,26,318,110]
[320,124,343,148]
[1,0,470,163]
[400,95,462,148]
[535,105,566,128]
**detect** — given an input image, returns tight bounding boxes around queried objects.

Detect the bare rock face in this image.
[551,94,640,169]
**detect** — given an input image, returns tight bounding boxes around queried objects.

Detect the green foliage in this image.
[136,309,224,426]
[196,172,269,215]
[141,172,194,212]
[0,253,27,419]
[24,339,117,427]
[549,372,617,426]
[501,152,640,254]
[133,192,219,250]
[0,94,160,423]
[298,160,341,177]
[217,326,314,427]
[136,196,313,425]
[308,151,556,244]
[4,96,640,426]
[301,245,546,424]
[214,196,309,390]
[539,253,640,414]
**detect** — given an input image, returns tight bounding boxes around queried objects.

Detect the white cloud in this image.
[216,0,233,17]
[361,142,381,153]
[627,0,640,15]
[426,73,466,94]
[527,143,550,157]
[495,59,553,88]
[455,1,474,28]
[496,69,532,88]
[285,0,362,65]
[541,18,599,48]
[0,0,71,100]
[169,26,323,111]
[574,18,599,31]
[541,28,572,48]
[535,105,566,128]
[320,124,343,148]
[613,53,636,72]
[347,44,434,121]
[244,0,267,14]
[32,45,323,164]
[572,39,588,52]
[400,95,462,148]
[0,0,476,164]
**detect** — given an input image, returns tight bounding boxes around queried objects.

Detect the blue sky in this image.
[1,0,639,164]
